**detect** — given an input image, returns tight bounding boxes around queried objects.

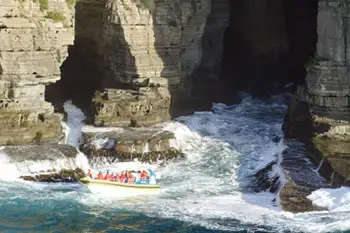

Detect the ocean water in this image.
[0,96,349,233]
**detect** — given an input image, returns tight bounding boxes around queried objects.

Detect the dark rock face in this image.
[80,128,184,164]
[21,168,85,182]
[220,0,317,100]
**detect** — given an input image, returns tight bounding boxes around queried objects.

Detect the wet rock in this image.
[250,161,281,193]
[283,98,350,186]
[80,127,184,164]
[21,168,85,182]
[253,140,331,213]
[345,180,350,187]
[279,182,324,213]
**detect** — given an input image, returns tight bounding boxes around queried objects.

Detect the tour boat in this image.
[79,177,160,191]
[79,169,160,196]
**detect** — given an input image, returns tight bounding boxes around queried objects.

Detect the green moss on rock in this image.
[46,11,66,22]
[38,0,48,11]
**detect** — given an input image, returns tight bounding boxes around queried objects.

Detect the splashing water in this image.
[62,100,86,147]
[0,96,349,232]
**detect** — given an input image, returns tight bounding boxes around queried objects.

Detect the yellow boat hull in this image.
[79,177,160,193]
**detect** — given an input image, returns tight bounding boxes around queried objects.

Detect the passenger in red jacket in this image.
[115,173,120,182]
[104,171,111,180]
[120,172,126,183]
[141,170,149,180]
[97,172,103,180]
[87,169,92,178]
[128,172,134,184]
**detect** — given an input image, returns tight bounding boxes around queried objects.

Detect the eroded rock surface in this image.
[0,0,74,145]
[80,127,183,164]
[72,0,230,127]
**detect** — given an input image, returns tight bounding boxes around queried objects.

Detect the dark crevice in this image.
[220,0,318,102]
[45,1,108,123]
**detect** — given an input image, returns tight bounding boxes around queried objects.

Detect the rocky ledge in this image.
[2,144,87,182]
[21,168,85,182]
[80,126,184,164]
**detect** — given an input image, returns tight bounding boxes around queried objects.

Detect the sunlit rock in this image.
[0,0,74,145]
[80,127,184,164]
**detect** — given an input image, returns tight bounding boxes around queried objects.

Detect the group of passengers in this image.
[87,169,149,184]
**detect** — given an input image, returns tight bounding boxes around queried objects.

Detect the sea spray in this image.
[63,100,86,147]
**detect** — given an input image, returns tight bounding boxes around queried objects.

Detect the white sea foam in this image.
[82,125,124,133]
[0,153,21,181]
[0,151,90,179]
[307,187,350,211]
[62,100,86,147]
[91,137,115,150]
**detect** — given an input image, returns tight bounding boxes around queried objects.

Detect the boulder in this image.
[80,127,184,164]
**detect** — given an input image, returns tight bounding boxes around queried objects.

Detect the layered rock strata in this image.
[80,127,183,164]
[283,0,350,194]
[74,0,229,127]
[0,0,74,145]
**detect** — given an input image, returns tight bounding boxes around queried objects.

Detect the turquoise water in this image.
[0,96,349,233]
[0,182,287,233]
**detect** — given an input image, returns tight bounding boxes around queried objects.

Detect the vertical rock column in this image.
[301,0,350,118]
[192,0,230,100]
[283,0,350,186]
[0,0,74,145]
[91,0,211,127]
